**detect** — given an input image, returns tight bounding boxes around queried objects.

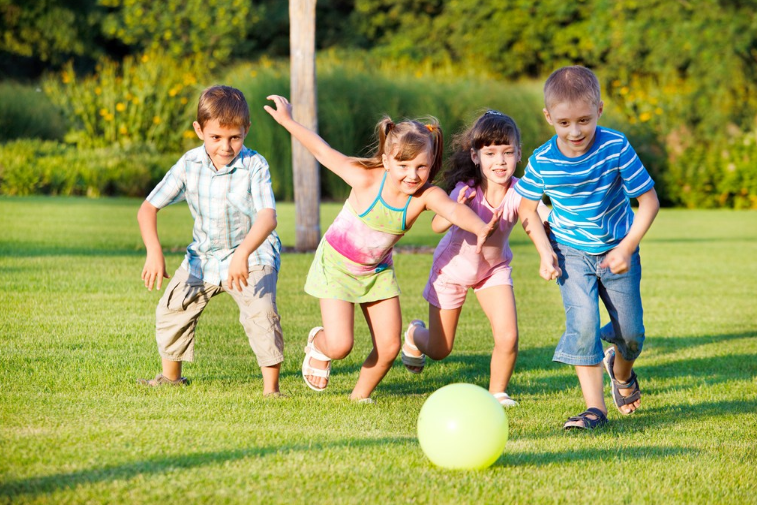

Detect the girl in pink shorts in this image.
[402,111,550,406]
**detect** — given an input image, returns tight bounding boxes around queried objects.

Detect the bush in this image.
[0,139,177,197]
[0,82,67,142]
[667,130,757,209]
[43,49,210,153]
[226,54,553,201]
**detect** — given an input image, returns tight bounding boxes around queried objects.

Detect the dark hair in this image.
[544,65,601,110]
[440,110,521,193]
[196,85,250,129]
[352,115,444,183]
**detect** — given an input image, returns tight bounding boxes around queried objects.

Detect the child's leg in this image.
[161,358,183,381]
[350,297,402,400]
[475,285,518,395]
[305,298,356,389]
[406,305,463,361]
[261,363,281,395]
[598,249,645,414]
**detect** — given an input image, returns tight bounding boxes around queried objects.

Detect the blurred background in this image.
[1,0,755,208]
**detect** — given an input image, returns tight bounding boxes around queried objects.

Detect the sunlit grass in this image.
[1,197,756,504]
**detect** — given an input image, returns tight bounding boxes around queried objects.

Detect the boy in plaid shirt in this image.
[137,85,284,395]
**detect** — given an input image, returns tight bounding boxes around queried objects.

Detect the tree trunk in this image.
[289,0,320,251]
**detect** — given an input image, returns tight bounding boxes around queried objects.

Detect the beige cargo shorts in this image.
[155,266,284,366]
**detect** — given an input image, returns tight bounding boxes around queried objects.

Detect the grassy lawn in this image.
[1,197,756,504]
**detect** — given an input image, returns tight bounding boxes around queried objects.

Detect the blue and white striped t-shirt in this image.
[147,145,281,285]
[516,126,654,254]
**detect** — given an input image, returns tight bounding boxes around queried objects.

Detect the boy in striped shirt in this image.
[137,86,284,395]
[517,66,659,429]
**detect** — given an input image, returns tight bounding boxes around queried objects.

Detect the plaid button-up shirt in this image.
[147,145,281,285]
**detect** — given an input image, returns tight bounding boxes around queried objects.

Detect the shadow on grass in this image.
[378,330,757,398]
[497,444,698,467]
[0,436,411,500]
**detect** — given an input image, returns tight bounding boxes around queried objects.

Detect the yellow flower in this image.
[132,97,140,105]
[153,116,162,125]
[180,97,188,104]
[115,102,126,112]
[125,92,133,100]
[250,70,258,78]
[99,108,108,117]
[95,87,102,95]
[619,87,629,96]
[655,107,663,115]
[183,130,196,138]
[105,113,114,122]
[119,126,128,135]
[639,112,652,122]
[168,88,178,97]
[62,71,71,84]
[612,80,621,88]
[141,54,150,63]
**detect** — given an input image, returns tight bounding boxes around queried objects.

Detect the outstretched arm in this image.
[264,95,366,187]
[137,201,169,291]
[431,185,476,233]
[519,197,561,281]
[423,186,499,253]
[600,187,659,274]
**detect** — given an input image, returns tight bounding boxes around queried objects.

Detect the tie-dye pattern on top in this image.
[304,174,412,303]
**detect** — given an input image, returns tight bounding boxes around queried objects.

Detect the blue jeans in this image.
[551,240,645,366]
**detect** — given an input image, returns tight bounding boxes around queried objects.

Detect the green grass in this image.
[1,197,756,504]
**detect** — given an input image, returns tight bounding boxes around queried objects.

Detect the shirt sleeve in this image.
[618,137,655,198]
[249,154,276,211]
[514,158,545,201]
[146,156,187,209]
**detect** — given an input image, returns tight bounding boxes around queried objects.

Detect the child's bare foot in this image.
[302,327,331,391]
[401,320,426,374]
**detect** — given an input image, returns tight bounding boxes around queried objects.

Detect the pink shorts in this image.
[423,264,513,309]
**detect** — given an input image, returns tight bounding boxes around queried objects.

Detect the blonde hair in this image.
[196,85,250,129]
[353,116,444,182]
[544,66,601,110]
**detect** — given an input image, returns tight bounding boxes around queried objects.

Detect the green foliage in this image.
[98,0,251,66]
[0,81,67,142]
[0,139,176,197]
[43,49,209,152]
[227,54,552,201]
[0,0,103,64]
[666,129,757,209]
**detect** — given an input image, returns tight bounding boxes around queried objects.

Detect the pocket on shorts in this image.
[165,274,206,312]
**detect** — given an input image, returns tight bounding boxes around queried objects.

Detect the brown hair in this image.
[196,85,250,129]
[353,116,444,183]
[441,110,521,193]
[544,66,601,110]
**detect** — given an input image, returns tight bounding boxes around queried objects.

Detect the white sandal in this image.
[493,392,519,407]
[401,320,426,374]
[302,326,331,392]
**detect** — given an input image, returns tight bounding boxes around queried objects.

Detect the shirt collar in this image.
[202,147,246,175]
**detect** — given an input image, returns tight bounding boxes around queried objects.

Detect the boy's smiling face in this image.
[543,99,603,158]
[193,118,250,170]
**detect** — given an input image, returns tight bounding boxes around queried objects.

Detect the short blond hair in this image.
[196,85,250,129]
[544,66,601,110]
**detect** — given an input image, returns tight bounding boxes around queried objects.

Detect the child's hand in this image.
[457,186,475,206]
[600,247,631,274]
[142,253,169,291]
[264,95,293,125]
[539,252,561,281]
[474,209,502,253]
[227,253,249,292]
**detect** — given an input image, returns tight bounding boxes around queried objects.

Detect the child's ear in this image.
[597,101,604,119]
[381,153,388,170]
[542,108,553,125]
[193,121,204,140]
[470,148,479,166]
